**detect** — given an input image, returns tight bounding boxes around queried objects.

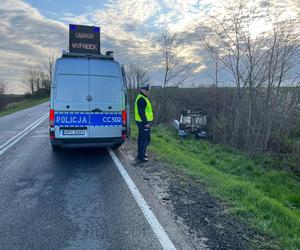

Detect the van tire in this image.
[51,144,60,151]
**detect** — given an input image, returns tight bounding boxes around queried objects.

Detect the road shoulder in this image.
[116,138,266,250]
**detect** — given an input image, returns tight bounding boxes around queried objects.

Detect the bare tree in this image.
[126,63,150,90]
[24,69,38,95]
[0,79,8,95]
[44,55,55,84]
[158,26,191,87]
[0,79,8,111]
[125,63,151,108]
[202,1,300,151]
[40,55,56,95]
[23,55,55,96]
[24,69,45,95]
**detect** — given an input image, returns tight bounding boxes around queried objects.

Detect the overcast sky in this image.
[0,0,299,94]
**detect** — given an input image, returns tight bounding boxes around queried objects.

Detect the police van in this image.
[49,51,129,149]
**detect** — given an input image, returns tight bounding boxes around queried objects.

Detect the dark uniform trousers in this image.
[137,122,151,160]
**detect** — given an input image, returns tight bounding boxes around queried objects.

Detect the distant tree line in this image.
[0,55,56,111]
[23,55,55,97]
[0,79,8,111]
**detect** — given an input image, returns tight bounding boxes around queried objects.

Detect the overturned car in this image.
[174,110,207,138]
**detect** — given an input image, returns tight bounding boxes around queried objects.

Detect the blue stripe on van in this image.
[54,112,122,127]
[90,113,122,126]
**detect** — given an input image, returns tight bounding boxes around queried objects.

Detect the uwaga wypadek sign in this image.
[69,24,100,54]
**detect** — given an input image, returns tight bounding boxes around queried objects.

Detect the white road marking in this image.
[108,148,176,250]
[0,113,48,156]
[119,148,129,160]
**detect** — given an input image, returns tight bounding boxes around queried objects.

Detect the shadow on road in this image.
[48,147,110,173]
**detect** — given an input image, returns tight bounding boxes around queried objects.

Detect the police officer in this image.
[134,84,153,163]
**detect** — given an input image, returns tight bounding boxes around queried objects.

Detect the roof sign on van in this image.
[69,24,100,54]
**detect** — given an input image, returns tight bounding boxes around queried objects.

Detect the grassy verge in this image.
[0,97,49,117]
[131,124,300,249]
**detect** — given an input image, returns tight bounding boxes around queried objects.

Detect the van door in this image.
[54,74,90,111]
[54,58,90,112]
[53,58,90,138]
[89,60,123,138]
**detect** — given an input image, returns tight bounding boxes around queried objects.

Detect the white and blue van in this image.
[49,52,129,149]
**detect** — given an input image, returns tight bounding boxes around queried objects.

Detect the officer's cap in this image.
[140,84,151,91]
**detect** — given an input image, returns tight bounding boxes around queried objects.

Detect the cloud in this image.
[0,0,67,93]
[58,0,207,85]
[1,0,300,93]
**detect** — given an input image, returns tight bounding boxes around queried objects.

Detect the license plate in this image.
[62,129,86,135]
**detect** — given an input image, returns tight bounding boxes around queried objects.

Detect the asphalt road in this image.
[0,103,178,249]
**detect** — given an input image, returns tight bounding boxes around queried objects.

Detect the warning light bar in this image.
[69,24,100,33]
[69,24,77,31]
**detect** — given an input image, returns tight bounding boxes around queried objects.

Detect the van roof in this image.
[61,52,114,61]
[56,57,121,76]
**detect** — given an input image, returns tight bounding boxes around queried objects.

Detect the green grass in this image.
[0,97,49,117]
[288,138,300,149]
[131,124,300,249]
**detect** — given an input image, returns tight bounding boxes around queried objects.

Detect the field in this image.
[0,96,49,117]
[131,124,300,249]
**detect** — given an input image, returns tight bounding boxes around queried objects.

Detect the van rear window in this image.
[56,75,89,102]
[90,76,121,103]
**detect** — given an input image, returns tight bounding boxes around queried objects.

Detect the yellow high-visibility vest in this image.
[134,94,153,122]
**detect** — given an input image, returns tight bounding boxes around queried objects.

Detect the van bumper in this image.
[50,137,124,148]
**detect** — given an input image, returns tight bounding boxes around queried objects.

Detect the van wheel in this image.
[51,144,60,151]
